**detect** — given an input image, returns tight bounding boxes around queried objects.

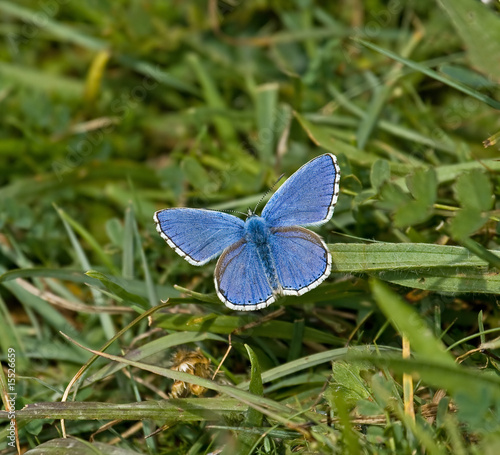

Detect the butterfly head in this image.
[246,208,257,219]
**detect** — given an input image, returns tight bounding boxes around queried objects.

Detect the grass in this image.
[1,1,500,454]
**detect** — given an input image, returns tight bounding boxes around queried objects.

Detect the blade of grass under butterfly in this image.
[330,243,496,272]
[329,243,500,293]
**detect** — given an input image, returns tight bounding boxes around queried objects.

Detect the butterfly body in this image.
[244,214,281,293]
[155,153,340,311]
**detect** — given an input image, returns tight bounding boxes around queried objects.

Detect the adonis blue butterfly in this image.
[154,153,340,311]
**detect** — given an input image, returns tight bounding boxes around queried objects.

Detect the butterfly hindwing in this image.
[268,226,331,295]
[262,153,340,227]
[214,239,275,311]
[154,208,245,265]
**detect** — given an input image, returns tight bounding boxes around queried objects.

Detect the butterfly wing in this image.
[215,239,275,311]
[262,153,340,227]
[154,208,245,265]
[268,226,331,295]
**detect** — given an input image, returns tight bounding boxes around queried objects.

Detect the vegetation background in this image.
[1,0,500,453]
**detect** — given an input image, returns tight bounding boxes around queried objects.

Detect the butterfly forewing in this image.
[154,208,244,265]
[262,153,340,227]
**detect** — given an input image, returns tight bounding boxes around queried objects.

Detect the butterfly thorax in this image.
[244,215,281,293]
[244,215,270,246]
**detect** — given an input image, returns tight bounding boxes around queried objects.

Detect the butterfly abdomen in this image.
[245,216,281,293]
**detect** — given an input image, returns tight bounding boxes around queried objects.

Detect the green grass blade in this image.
[0,1,106,50]
[392,159,500,190]
[437,0,500,78]
[237,345,399,389]
[0,398,246,422]
[83,332,226,386]
[0,268,177,299]
[85,270,149,310]
[379,268,500,294]
[349,354,500,403]
[370,279,456,367]
[187,53,237,144]
[56,206,116,338]
[55,206,119,275]
[330,243,497,272]
[356,33,421,149]
[324,85,455,154]
[355,38,500,110]
[237,345,264,454]
[122,205,135,280]
[294,111,413,173]
[0,1,199,95]
[134,216,158,308]
[0,295,27,371]
[255,83,279,164]
[287,319,305,362]
[245,344,264,424]
[458,237,500,270]
[157,314,344,345]
[60,337,313,427]
[331,243,500,294]
[0,62,84,99]
[1,280,78,336]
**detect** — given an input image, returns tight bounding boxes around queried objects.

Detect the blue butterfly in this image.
[154,153,340,311]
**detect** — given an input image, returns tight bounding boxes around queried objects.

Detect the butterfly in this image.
[154,153,340,311]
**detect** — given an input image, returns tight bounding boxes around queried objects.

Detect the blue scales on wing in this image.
[214,239,276,311]
[154,208,245,265]
[262,153,340,227]
[268,226,331,295]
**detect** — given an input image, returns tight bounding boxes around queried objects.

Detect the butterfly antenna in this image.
[253,173,285,213]
[219,208,248,217]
